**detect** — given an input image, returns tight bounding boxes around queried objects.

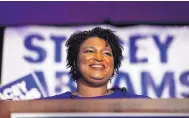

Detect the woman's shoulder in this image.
[124,92,150,98]
[44,91,71,99]
[112,88,150,98]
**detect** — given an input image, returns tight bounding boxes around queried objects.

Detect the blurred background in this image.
[0,2,189,100]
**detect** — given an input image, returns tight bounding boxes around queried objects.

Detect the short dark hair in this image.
[65,27,123,81]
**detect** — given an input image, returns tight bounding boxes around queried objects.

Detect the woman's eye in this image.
[85,50,93,53]
[104,52,112,56]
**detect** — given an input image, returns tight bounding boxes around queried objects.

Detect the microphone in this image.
[121,87,127,92]
[111,87,127,92]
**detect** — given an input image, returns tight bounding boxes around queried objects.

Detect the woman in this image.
[47,27,149,99]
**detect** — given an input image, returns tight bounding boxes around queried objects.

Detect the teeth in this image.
[91,65,103,68]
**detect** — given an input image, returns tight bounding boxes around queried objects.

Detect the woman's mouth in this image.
[89,64,105,70]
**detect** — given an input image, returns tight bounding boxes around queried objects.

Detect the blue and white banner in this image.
[0,73,47,100]
[2,25,189,98]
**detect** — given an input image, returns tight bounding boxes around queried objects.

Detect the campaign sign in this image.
[11,113,189,118]
[2,25,189,98]
[0,73,47,100]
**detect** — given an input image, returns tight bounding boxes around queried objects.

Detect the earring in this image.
[109,79,112,83]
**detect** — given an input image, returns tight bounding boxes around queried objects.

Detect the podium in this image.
[0,99,189,118]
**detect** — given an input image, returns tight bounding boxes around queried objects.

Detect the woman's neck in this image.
[75,80,108,97]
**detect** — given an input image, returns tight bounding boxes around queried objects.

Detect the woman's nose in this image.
[94,52,104,62]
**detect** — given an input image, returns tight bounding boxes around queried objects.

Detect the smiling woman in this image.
[45,27,150,99]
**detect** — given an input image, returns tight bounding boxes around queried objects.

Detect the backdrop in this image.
[1,25,189,99]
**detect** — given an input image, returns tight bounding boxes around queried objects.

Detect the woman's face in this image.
[77,37,114,87]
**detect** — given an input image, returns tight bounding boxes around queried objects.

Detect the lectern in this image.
[0,99,189,118]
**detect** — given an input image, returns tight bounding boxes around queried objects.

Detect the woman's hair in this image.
[65,27,123,81]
